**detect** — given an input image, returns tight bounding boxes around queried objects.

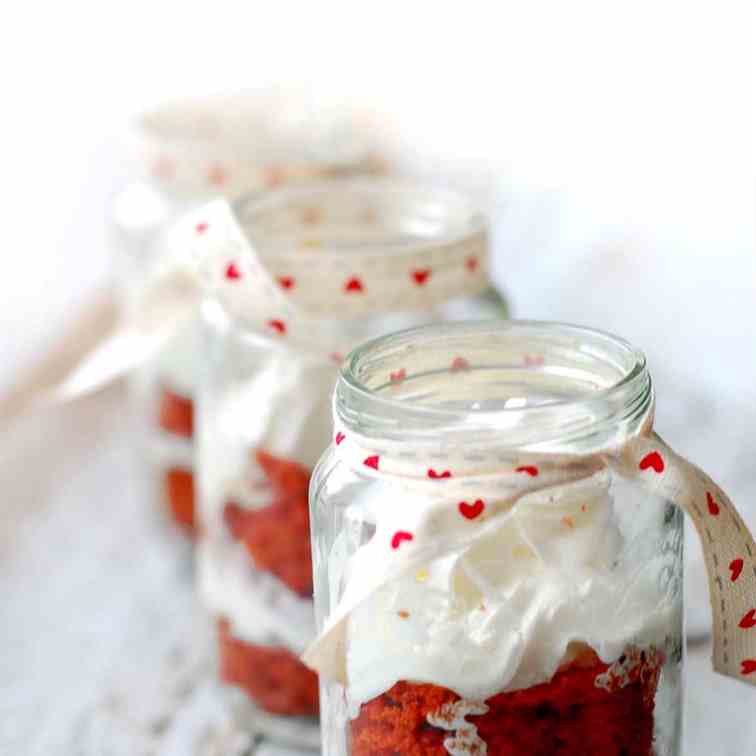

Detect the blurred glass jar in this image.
[111,93,387,535]
[195,178,507,746]
[308,321,684,756]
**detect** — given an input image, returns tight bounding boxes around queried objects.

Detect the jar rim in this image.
[233,176,487,261]
[335,320,653,455]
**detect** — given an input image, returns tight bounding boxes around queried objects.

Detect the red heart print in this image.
[391,531,414,550]
[524,354,545,367]
[390,369,406,383]
[330,352,344,364]
[267,319,286,335]
[451,357,470,372]
[739,609,756,629]
[742,659,756,675]
[459,499,485,520]
[428,469,452,479]
[345,277,364,293]
[706,491,720,516]
[207,163,228,186]
[264,165,287,187]
[195,222,208,234]
[225,262,242,280]
[335,432,346,446]
[639,451,664,474]
[515,465,539,477]
[277,276,295,290]
[730,558,744,582]
[363,455,380,470]
[412,269,431,286]
[466,255,479,272]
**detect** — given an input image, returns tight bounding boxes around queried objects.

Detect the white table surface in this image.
[2,108,755,755]
[0,383,313,756]
[2,373,755,755]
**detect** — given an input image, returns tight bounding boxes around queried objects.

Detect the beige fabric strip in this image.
[303,428,756,687]
[8,190,490,414]
[626,433,756,683]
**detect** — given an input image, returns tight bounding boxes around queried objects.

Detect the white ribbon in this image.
[4,179,492,424]
[134,92,386,198]
[303,410,756,688]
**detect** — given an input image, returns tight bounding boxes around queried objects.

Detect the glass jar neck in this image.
[335,320,653,457]
[204,178,492,339]
[233,177,486,253]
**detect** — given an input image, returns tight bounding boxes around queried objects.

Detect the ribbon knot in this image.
[303,426,756,690]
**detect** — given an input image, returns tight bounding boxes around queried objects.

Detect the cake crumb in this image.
[428,700,489,755]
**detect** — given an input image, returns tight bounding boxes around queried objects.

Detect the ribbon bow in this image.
[304,415,756,689]
[7,181,491,415]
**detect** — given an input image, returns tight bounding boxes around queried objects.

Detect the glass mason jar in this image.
[111,93,387,535]
[194,178,508,747]
[308,321,684,756]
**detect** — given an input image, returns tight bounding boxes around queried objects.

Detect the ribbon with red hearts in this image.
[627,437,756,682]
[135,92,385,198]
[154,183,490,354]
[42,180,491,402]
[222,180,489,321]
[304,424,756,688]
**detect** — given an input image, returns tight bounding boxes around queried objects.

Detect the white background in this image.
[1,2,755,754]
[2,1,754,391]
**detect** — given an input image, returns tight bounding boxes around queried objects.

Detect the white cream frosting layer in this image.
[147,432,194,470]
[198,346,338,526]
[198,536,315,654]
[195,344,337,658]
[343,471,679,710]
[154,312,205,397]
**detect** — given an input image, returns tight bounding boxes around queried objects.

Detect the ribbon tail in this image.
[623,432,756,686]
[3,321,179,422]
[49,324,168,402]
[0,291,118,424]
[0,244,205,423]
[302,619,348,685]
